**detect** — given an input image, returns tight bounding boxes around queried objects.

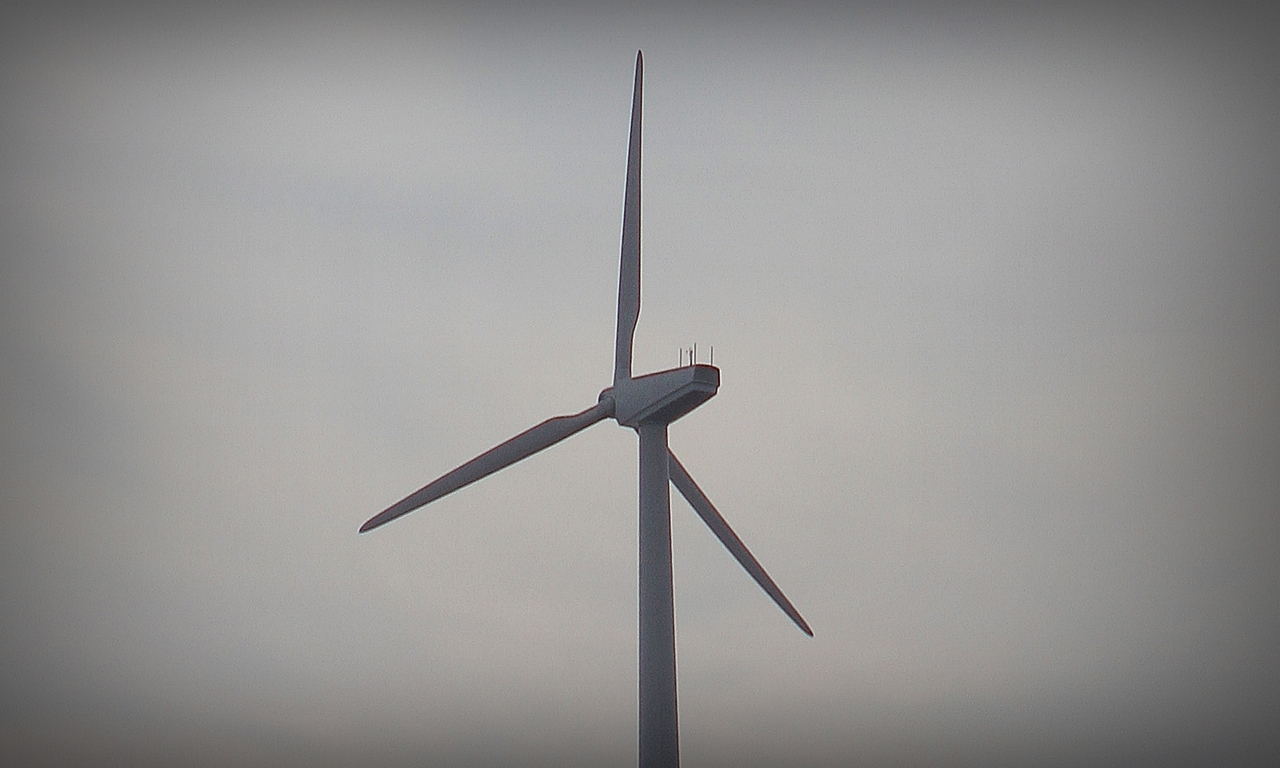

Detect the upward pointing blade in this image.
[360,401,612,533]
[614,50,642,384]
[668,450,813,636]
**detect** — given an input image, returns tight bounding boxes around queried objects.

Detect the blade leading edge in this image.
[668,450,813,636]
[614,50,642,385]
[360,401,612,533]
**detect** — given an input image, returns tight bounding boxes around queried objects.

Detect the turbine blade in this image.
[614,50,642,384]
[361,401,613,533]
[668,450,813,636]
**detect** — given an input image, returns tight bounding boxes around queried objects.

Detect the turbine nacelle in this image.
[602,364,719,427]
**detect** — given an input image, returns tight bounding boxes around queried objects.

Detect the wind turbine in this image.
[360,51,812,768]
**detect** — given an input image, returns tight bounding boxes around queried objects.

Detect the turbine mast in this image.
[638,421,678,768]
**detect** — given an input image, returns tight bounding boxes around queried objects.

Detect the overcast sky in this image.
[2,3,1278,766]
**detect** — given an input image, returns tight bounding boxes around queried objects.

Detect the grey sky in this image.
[2,3,1278,766]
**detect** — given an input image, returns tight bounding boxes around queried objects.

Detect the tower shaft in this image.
[637,421,679,768]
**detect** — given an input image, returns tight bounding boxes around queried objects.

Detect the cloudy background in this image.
[2,2,1278,765]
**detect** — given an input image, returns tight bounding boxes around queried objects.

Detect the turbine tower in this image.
[360,51,811,768]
